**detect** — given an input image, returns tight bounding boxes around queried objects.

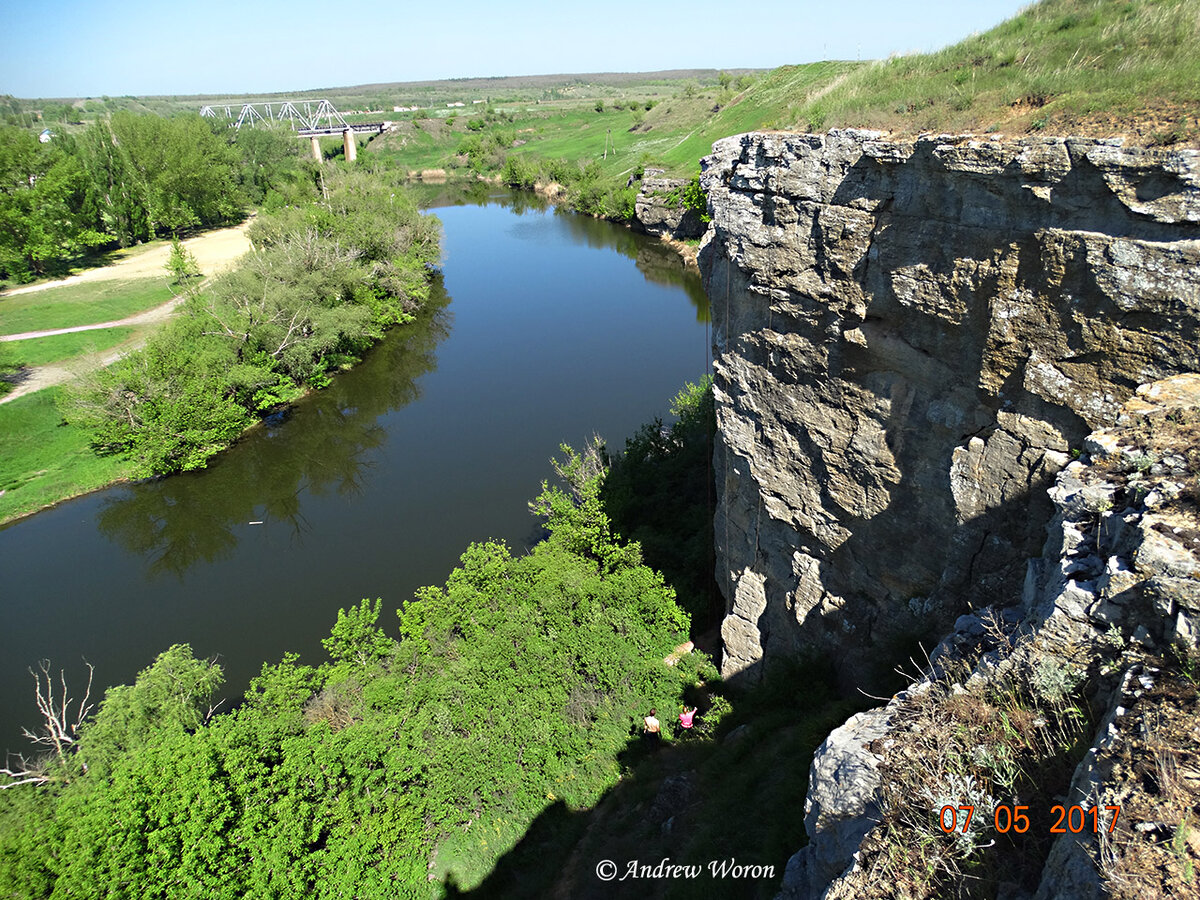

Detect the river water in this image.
[0,190,710,752]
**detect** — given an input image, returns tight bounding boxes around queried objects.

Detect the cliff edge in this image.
[779,374,1200,899]
[698,129,1200,686]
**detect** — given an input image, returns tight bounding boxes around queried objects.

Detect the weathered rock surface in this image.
[776,375,1200,900]
[698,129,1200,684]
[634,175,707,239]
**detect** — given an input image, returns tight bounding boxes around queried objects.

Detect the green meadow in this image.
[0,387,134,524]
[0,278,172,335]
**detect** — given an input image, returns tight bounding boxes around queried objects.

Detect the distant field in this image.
[0,278,172,335]
[365,0,1200,185]
[367,62,862,178]
[0,387,132,525]
[3,326,139,367]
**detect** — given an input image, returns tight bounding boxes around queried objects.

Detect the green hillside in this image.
[779,0,1200,142]
[364,0,1198,192]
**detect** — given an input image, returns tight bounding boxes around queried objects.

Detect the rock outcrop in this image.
[634,173,707,240]
[698,129,1200,685]
[778,374,1200,899]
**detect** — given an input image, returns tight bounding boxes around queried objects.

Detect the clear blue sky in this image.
[2,0,1031,99]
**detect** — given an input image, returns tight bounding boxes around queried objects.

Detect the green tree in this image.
[230,125,302,205]
[164,235,200,285]
[603,376,719,626]
[0,126,109,280]
[61,319,253,476]
[76,644,224,775]
[323,598,394,673]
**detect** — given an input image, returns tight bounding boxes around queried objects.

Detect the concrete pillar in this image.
[342,128,357,163]
[311,136,321,162]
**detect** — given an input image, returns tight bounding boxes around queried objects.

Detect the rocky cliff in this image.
[633,171,707,240]
[779,375,1200,899]
[697,129,1200,685]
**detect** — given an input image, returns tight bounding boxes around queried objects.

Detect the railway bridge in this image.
[200,99,387,161]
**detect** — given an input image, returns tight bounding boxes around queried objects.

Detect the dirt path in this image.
[1,221,253,298]
[1,222,252,405]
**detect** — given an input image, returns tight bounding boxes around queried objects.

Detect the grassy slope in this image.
[0,278,172,334]
[367,64,862,179]
[366,0,1199,185]
[3,326,139,367]
[0,387,133,524]
[778,0,1200,140]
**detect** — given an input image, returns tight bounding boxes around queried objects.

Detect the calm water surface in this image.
[0,191,709,751]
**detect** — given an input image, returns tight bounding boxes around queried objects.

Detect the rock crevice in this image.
[699,129,1200,684]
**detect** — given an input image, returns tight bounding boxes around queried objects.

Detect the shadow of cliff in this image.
[445,655,866,900]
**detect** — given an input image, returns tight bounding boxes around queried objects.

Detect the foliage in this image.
[0,464,693,896]
[0,126,109,280]
[604,376,720,627]
[164,235,200,285]
[0,111,308,282]
[60,170,441,476]
[230,126,304,205]
[679,174,710,221]
[83,112,242,241]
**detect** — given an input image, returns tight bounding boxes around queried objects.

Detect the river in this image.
[0,189,710,752]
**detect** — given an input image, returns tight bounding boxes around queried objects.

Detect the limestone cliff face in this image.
[778,374,1200,899]
[633,173,707,240]
[698,129,1200,682]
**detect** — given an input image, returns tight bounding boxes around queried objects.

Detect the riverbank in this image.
[2,175,440,527]
[0,387,135,526]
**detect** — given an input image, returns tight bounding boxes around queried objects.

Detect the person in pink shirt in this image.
[678,706,697,732]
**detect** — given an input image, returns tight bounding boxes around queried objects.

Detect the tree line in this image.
[0,112,303,283]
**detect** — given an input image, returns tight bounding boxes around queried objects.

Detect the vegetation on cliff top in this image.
[362,0,1198,202]
[774,0,1200,143]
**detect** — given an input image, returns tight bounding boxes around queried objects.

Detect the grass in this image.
[366,0,1200,195]
[0,387,133,525]
[0,278,172,335]
[366,66,863,181]
[776,0,1200,140]
[2,326,139,367]
[848,628,1098,900]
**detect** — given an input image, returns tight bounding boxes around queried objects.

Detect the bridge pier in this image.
[343,128,357,163]
[311,136,322,162]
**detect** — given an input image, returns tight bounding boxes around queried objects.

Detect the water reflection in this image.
[1,192,712,753]
[95,283,452,578]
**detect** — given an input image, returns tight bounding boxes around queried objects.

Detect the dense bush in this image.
[0,460,694,896]
[60,170,441,475]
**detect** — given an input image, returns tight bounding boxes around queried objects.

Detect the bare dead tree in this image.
[0,660,94,790]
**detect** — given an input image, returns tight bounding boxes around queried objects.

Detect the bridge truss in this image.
[200,99,382,136]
